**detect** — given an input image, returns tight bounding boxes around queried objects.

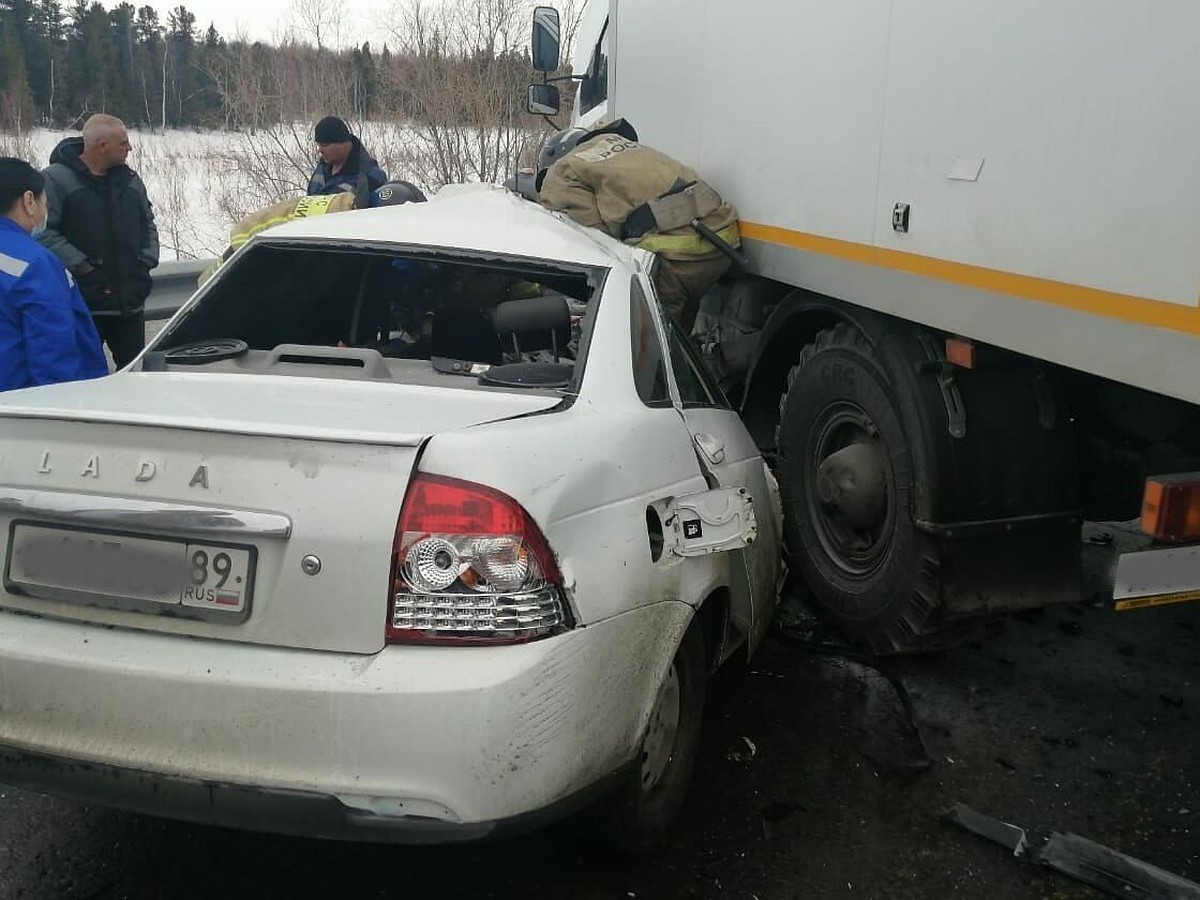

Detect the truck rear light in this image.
[387,474,570,645]
[945,337,976,369]
[1140,473,1200,543]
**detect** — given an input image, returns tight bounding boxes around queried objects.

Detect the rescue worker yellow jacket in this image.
[538,124,739,262]
[198,192,358,286]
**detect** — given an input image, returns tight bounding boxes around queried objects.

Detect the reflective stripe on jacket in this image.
[637,222,741,256]
[199,193,358,286]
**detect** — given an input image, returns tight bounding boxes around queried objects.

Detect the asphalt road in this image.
[0,522,1196,899]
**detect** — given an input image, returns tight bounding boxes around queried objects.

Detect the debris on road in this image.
[1037,831,1200,899]
[762,801,804,822]
[942,803,1029,857]
[728,737,757,763]
[772,628,932,777]
[945,803,1200,898]
[760,801,805,840]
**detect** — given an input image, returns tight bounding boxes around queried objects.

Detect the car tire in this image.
[775,322,944,654]
[600,616,706,854]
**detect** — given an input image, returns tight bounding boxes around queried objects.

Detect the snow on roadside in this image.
[5,127,295,262]
[1,121,530,262]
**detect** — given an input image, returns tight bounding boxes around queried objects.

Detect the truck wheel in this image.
[775,323,942,654]
[601,617,706,854]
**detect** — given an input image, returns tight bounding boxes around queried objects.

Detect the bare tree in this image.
[382,0,542,189]
[0,70,37,162]
[214,123,316,220]
[160,37,169,131]
[191,0,559,244]
[0,126,37,164]
[127,133,233,260]
[556,0,587,72]
[290,0,346,51]
[48,58,56,126]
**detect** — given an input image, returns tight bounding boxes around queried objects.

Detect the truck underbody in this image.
[715,276,1200,652]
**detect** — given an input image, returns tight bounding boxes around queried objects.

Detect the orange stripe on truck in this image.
[739,221,1200,338]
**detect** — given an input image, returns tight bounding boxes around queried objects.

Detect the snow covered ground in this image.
[5,128,255,261]
[1,122,535,262]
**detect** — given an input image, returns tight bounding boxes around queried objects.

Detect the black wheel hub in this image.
[817,442,887,530]
[807,402,894,577]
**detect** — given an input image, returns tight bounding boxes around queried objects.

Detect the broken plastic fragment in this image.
[942,802,1029,857]
[728,736,757,763]
[1038,832,1200,899]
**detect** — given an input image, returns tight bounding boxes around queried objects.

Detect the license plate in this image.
[5,523,254,622]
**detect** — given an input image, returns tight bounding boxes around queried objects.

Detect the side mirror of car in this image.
[527,83,562,116]
[531,6,561,73]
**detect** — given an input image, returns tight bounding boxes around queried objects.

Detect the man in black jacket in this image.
[307,116,389,209]
[39,114,159,368]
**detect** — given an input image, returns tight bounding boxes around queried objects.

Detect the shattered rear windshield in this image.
[146,242,606,392]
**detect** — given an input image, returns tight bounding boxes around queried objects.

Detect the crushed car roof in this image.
[259,183,632,269]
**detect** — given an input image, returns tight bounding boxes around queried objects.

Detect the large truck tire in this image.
[775,322,944,654]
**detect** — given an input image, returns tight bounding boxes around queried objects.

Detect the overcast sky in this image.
[185,0,395,49]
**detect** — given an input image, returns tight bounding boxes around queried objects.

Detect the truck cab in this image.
[571,0,610,129]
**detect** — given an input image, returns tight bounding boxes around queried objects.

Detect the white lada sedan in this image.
[0,184,781,851]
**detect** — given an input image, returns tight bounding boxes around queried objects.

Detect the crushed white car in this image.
[0,184,781,849]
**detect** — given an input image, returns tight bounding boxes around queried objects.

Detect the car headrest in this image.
[493,295,571,355]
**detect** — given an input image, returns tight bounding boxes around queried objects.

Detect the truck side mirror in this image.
[531,6,561,73]
[527,83,562,116]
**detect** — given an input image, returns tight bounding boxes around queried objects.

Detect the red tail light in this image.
[387,474,570,645]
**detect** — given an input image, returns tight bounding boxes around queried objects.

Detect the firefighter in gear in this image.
[536,119,740,334]
[198,181,426,286]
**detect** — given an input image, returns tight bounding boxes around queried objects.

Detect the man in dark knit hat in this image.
[307,116,389,208]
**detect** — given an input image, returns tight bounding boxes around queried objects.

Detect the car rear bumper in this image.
[0,742,636,844]
[0,601,692,838]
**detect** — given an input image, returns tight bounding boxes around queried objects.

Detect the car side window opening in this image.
[665,317,732,410]
[579,22,609,115]
[630,277,671,406]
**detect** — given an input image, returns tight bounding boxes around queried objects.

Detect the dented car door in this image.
[635,266,783,655]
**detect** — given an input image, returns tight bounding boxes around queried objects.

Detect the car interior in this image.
[143,243,606,392]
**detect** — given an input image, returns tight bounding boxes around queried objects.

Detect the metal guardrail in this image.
[146,258,215,321]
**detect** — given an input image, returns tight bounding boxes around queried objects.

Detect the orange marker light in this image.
[945,337,976,369]
[1141,474,1200,543]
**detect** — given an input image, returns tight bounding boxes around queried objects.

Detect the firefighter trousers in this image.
[654,255,732,336]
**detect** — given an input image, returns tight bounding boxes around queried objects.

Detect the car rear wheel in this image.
[600,617,705,854]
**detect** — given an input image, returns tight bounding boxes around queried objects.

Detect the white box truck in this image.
[527,1,1200,652]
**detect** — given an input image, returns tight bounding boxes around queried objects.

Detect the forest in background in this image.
[0,0,584,194]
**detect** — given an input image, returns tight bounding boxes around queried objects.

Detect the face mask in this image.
[25,193,46,237]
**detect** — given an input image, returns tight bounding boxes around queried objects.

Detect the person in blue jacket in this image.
[0,157,107,392]
[307,116,389,208]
